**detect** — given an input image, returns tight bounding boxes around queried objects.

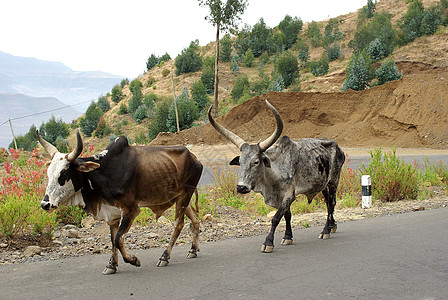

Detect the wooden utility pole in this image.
[171,73,180,133]
[8,119,17,149]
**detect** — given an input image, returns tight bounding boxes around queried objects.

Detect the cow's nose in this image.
[236,185,250,194]
[41,195,50,210]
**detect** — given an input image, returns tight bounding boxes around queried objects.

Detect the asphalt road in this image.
[1,207,447,299]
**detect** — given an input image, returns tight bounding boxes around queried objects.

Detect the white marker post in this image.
[361,175,372,209]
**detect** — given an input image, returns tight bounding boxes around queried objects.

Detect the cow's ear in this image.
[45,161,52,167]
[76,161,100,173]
[262,155,271,168]
[229,156,240,166]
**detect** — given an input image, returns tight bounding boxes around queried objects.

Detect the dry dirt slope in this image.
[151,62,448,149]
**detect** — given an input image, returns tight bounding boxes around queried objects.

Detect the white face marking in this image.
[43,152,76,208]
[93,150,108,160]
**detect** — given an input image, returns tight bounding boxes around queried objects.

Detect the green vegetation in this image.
[175,40,203,76]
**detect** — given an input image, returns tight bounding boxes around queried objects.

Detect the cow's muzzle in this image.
[236,185,250,194]
[41,195,51,210]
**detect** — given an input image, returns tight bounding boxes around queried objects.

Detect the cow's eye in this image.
[253,160,259,165]
[58,170,69,186]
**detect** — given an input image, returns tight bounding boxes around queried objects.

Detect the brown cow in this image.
[37,129,203,274]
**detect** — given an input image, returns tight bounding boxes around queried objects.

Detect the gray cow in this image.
[208,100,345,252]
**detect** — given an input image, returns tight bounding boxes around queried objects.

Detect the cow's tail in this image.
[193,188,199,215]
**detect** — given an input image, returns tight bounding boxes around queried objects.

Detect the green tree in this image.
[399,0,425,44]
[9,125,38,151]
[230,53,240,73]
[275,51,299,88]
[198,0,248,117]
[376,58,403,86]
[279,15,303,49]
[323,18,343,46]
[175,40,203,75]
[39,116,69,145]
[146,54,159,71]
[111,84,124,103]
[421,5,442,35]
[250,18,271,57]
[307,21,322,47]
[128,87,143,115]
[167,86,199,132]
[201,67,215,94]
[296,38,310,64]
[120,78,129,88]
[79,101,103,137]
[190,80,210,112]
[309,54,329,77]
[148,99,171,140]
[220,34,233,62]
[243,48,255,67]
[97,95,110,113]
[231,74,250,102]
[326,41,341,62]
[266,31,286,54]
[342,50,374,91]
[133,105,149,123]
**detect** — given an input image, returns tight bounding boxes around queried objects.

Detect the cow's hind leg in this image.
[320,187,337,239]
[115,206,141,267]
[103,218,120,275]
[185,203,200,259]
[157,197,188,267]
[281,206,293,246]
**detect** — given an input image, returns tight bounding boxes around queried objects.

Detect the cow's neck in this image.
[254,167,283,208]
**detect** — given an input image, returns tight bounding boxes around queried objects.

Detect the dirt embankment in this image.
[151,62,448,149]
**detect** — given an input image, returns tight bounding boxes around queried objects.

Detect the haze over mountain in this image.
[0,51,125,148]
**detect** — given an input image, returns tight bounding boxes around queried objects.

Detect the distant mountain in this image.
[0,93,81,149]
[0,51,123,111]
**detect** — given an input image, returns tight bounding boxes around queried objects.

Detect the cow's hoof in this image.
[261,244,274,253]
[157,259,169,267]
[102,267,117,275]
[131,256,141,267]
[186,252,197,259]
[331,227,337,233]
[319,233,330,239]
[281,239,293,245]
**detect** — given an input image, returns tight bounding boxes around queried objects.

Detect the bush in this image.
[129,79,143,95]
[234,24,252,56]
[275,51,299,87]
[175,40,202,75]
[120,78,129,88]
[162,69,170,77]
[360,148,419,202]
[326,41,341,62]
[55,206,85,227]
[266,31,286,54]
[118,103,128,115]
[220,34,233,62]
[399,0,425,43]
[201,67,215,94]
[55,136,70,153]
[250,18,271,57]
[111,84,124,103]
[367,38,386,62]
[231,75,250,102]
[421,5,442,35]
[342,50,374,91]
[128,87,143,115]
[279,15,303,49]
[296,38,310,64]
[79,101,103,137]
[146,54,159,71]
[39,116,69,147]
[167,86,199,132]
[230,53,241,73]
[323,18,343,46]
[134,132,148,145]
[93,118,112,138]
[268,75,285,92]
[309,54,329,77]
[133,105,149,123]
[307,21,322,47]
[243,48,255,67]
[376,59,403,86]
[97,95,110,113]
[190,80,209,112]
[148,99,171,140]
[9,124,38,151]
[251,70,270,95]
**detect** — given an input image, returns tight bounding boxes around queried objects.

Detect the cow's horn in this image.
[36,130,58,158]
[207,106,246,150]
[259,100,283,151]
[67,129,83,162]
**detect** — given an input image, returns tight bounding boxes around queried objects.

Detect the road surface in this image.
[1,207,447,299]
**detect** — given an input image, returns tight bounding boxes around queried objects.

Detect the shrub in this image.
[175,40,202,75]
[118,103,128,115]
[162,69,170,77]
[55,136,70,153]
[266,31,286,54]
[259,52,270,66]
[234,24,252,56]
[376,59,403,86]
[421,5,442,35]
[97,95,110,113]
[367,38,386,62]
[231,75,250,102]
[309,54,329,77]
[342,50,374,91]
[201,67,215,95]
[129,79,143,95]
[93,118,112,138]
[307,21,322,47]
[120,78,129,88]
[111,84,124,103]
[275,50,299,87]
[251,70,270,95]
[250,18,271,57]
[326,41,341,62]
[146,53,159,71]
[167,86,199,132]
[296,38,310,64]
[323,18,343,46]
[128,87,143,115]
[55,206,85,227]
[134,132,148,145]
[133,105,149,123]
[360,148,419,202]
[279,15,303,49]
[220,34,233,62]
[79,101,103,137]
[9,124,38,151]
[243,48,255,67]
[268,75,285,92]
[230,53,241,73]
[399,0,425,43]
[148,99,171,140]
[146,76,156,87]
[39,115,70,146]
[190,80,209,112]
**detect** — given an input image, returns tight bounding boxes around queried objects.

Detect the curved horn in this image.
[207,106,246,150]
[67,129,83,162]
[36,130,58,158]
[259,100,283,151]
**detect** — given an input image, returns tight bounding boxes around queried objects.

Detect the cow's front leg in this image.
[103,220,120,275]
[281,206,293,246]
[115,206,141,267]
[262,203,287,253]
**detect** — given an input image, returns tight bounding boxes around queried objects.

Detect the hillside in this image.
[71,0,448,150]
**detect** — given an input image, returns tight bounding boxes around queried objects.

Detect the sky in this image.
[1,0,367,79]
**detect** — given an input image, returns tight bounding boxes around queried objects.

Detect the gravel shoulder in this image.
[1,188,447,265]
